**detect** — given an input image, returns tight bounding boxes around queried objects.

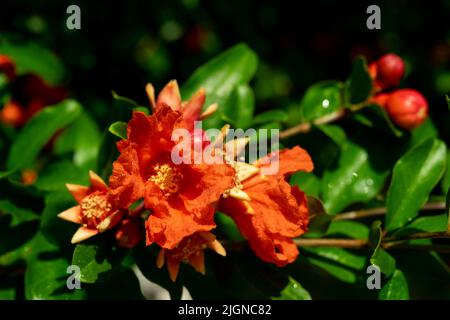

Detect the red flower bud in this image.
[369,93,390,108]
[115,218,143,249]
[385,89,428,129]
[0,55,16,81]
[368,62,377,80]
[376,53,405,88]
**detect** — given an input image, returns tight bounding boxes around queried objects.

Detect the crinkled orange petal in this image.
[179,162,235,216]
[219,175,308,266]
[109,145,146,208]
[255,146,314,177]
[156,80,182,111]
[58,205,82,224]
[145,184,216,249]
[182,88,205,123]
[66,184,90,204]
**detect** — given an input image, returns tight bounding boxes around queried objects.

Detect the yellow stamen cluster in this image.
[149,163,183,196]
[80,194,111,219]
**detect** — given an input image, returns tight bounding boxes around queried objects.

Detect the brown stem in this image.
[279,109,348,139]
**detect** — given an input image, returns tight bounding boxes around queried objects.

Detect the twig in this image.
[279,109,348,139]
[333,202,446,221]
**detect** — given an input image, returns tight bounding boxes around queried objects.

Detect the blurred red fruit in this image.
[0,100,26,127]
[385,89,428,130]
[376,53,405,88]
[368,62,377,80]
[0,55,16,81]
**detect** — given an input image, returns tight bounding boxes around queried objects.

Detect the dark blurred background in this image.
[0,0,449,130]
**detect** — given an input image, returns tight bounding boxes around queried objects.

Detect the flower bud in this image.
[376,53,405,88]
[385,89,428,129]
[369,93,390,108]
[115,218,143,249]
[0,55,16,81]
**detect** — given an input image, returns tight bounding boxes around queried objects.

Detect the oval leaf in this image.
[386,138,447,231]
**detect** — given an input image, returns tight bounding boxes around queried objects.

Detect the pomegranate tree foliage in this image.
[0,41,449,300]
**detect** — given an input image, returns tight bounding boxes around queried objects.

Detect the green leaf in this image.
[346,56,372,104]
[409,118,438,148]
[181,43,258,129]
[368,221,395,277]
[215,212,244,241]
[271,277,311,300]
[316,124,347,147]
[111,90,139,107]
[393,213,448,238]
[252,110,288,125]
[72,238,127,284]
[442,149,450,194]
[386,138,447,231]
[379,269,409,300]
[34,161,87,192]
[290,172,321,198]
[223,84,254,129]
[446,94,450,112]
[0,36,66,85]
[25,232,87,300]
[352,104,403,137]
[322,140,389,214]
[40,191,79,248]
[53,112,102,171]
[7,100,82,170]
[326,220,370,239]
[299,81,342,122]
[446,188,450,230]
[0,199,39,226]
[108,121,127,140]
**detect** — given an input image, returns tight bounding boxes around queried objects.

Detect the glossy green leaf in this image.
[53,112,102,171]
[34,161,87,192]
[111,90,139,107]
[446,188,450,229]
[322,140,389,214]
[290,172,321,198]
[379,269,409,300]
[393,213,448,238]
[7,100,82,170]
[386,138,447,231]
[181,43,258,129]
[0,199,39,226]
[108,121,127,140]
[252,110,288,125]
[271,277,311,300]
[299,80,342,122]
[316,124,347,147]
[442,149,450,194]
[72,238,127,284]
[346,56,372,104]
[326,220,370,239]
[25,232,87,300]
[223,84,254,129]
[0,36,65,84]
[409,118,438,148]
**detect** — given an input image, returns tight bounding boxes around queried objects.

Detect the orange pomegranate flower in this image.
[155,231,226,282]
[109,105,235,250]
[58,171,124,243]
[145,80,218,126]
[219,146,314,267]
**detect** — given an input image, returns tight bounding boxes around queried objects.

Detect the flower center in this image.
[171,237,206,261]
[80,193,112,220]
[149,163,183,196]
